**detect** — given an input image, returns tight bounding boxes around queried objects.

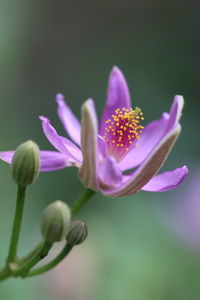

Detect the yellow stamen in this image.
[103,106,144,156]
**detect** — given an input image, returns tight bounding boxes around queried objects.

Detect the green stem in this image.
[26,243,73,277]
[14,240,53,277]
[7,184,27,264]
[19,241,44,265]
[26,188,95,277]
[0,267,11,282]
[0,188,95,281]
[70,188,96,218]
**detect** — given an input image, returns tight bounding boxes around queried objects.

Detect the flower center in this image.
[103,107,144,162]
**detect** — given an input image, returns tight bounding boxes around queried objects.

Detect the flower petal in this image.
[99,156,123,189]
[40,151,78,172]
[79,99,99,190]
[55,93,81,145]
[166,95,184,133]
[0,151,14,164]
[39,116,81,161]
[119,113,169,171]
[119,95,184,171]
[0,150,77,171]
[60,137,82,162]
[98,135,107,159]
[100,66,131,135]
[141,166,188,192]
[103,124,181,197]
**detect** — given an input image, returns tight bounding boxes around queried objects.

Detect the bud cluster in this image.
[41,200,88,247]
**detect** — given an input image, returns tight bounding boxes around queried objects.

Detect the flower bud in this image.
[66,220,88,246]
[12,140,40,186]
[41,200,71,242]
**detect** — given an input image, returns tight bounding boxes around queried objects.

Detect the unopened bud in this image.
[41,200,71,242]
[66,220,88,246]
[12,140,40,186]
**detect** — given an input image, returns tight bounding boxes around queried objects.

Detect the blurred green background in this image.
[0,0,199,299]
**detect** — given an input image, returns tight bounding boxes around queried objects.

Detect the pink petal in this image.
[100,66,131,135]
[99,156,123,189]
[39,116,81,162]
[60,137,82,162]
[78,99,99,190]
[119,113,169,171]
[0,150,76,172]
[119,95,184,171]
[40,151,78,172]
[103,124,181,197]
[55,93,81,146]
[98,135,107,159]
[0,151,14,164]
[166,95,184,133]
[141,166,188,192]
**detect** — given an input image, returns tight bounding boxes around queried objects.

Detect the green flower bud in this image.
[66,220,88,246]
[41,200,71,242]
[12,140,40,186]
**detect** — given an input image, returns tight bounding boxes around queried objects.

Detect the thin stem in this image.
[14,240,53,277]
[7,184,27,264]
[26,188,95,277]
[70,188,96,218]
[0,267,11,282]
[0,187,95,281]
[19,241,45,265]
[26,243,73,277]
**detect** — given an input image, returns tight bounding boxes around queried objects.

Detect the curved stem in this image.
[7,185,26,264]
[14,240,53,277]
[70,188,96,218]
[19,241,44,265]
[25,188,95,277]
[26,243,73,277]
[0,187,95,281]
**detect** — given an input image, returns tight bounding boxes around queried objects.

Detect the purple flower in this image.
[0,67,188,197]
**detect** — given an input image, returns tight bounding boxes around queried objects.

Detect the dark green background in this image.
[0,1,199,299]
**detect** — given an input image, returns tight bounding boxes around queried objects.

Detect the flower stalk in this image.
[14,240,53,277]
[70,188,96,218]
[25,243,73,277]
[7,184,27,264]
[0,187,93,281]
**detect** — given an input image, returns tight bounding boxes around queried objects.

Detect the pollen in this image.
[103,107,144,161]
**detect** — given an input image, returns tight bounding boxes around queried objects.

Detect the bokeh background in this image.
[0,0,199,299]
